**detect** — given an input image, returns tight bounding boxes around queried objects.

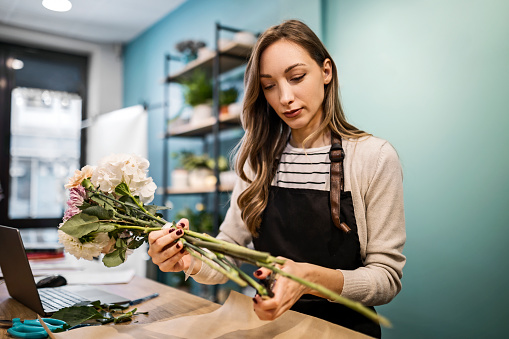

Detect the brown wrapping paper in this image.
[43,291,372,338]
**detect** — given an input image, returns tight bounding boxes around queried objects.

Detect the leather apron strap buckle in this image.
[329,143,345,162]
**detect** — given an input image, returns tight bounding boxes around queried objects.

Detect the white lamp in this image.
[42,0,72,12]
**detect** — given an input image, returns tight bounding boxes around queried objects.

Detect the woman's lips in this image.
[283,108,302,118]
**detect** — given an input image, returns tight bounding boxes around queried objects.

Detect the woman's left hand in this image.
[252,258,311,320]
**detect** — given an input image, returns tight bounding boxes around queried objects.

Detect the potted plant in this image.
[181,70,213,125]
[175,40,206,63]
[219,87,239,116]
[172,151,228,188]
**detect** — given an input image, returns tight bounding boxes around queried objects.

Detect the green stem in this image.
[113,210,162,229]
[87,185,166,226]
[184,242,247,287]
[115,225,162,233]
[183,235,284,265]
[217,254,269,297]
[255,261,392,328]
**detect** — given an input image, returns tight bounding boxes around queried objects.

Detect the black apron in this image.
[253,166,382,337]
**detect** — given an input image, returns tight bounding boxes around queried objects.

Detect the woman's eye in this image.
[263,84,274,90]
[291,74,306,82]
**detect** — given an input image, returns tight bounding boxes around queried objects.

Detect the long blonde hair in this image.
[236,20,369,236]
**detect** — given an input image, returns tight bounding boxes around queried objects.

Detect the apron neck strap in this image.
[330,133,351,234]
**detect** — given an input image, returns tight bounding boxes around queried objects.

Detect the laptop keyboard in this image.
[39,287,90,312]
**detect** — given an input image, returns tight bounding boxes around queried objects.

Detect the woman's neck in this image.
[289,130,331,148]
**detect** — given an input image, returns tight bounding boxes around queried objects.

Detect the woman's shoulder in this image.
[343,135,400,166]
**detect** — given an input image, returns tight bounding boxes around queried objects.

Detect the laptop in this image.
[0,225,130,315]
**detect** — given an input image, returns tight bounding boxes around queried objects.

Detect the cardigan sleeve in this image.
[340,141,406,306]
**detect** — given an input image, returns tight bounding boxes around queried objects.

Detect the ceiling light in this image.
[42,0,72,12]
[7,58,24,70]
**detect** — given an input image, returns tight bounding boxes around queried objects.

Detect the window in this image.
[0,42,88,228]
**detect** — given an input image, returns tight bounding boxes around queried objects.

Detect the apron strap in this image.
[330,133,352,234]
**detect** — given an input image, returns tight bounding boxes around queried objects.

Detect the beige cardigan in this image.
[192,136,406,307]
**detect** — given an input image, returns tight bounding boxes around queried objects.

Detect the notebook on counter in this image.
[0,225,130,315]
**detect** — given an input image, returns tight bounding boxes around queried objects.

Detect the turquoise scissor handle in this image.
[7,318,67,339]
[25,318,67,331]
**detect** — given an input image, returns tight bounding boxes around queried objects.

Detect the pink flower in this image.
[63,185,87,221]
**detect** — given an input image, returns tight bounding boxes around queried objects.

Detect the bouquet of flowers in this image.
[58,153,390,327]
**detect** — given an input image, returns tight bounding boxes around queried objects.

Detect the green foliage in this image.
[115,182,131,196]
[181,69,213,107]
[102,249,124,267]
[175,206,222,234]
[59,182,169,267]
[60,214,112,238]
[172,151,229,171]
[82,205,113,220]
[52,300,146,327]
[219,87,239,106]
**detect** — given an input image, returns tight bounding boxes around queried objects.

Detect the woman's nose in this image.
[279,83,294,106]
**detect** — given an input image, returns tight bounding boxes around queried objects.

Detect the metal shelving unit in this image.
[161,22,253,232]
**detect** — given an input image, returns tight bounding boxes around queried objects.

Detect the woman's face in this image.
[259,39,332,142]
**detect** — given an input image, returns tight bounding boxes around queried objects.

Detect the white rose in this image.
[58,230,113,261]
[91,153,156,203]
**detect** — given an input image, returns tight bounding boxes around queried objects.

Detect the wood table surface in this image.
[0,275,220,337]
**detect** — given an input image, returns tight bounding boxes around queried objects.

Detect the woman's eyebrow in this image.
[260,63,307,79]
[284,63,305,73]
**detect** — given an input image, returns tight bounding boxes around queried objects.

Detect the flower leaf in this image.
[128,236,146,250]
[115,182,131,196]
[51,306,104,327]
[60,213,101,238]
[82,206,113,220]
[146,204,170,216]
[102,249,125,267]
[96,223,117,233]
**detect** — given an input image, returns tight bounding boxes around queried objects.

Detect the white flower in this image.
[90,153,156,203]
[58,230,113,261]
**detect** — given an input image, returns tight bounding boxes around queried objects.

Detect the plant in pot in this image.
[181,70,213,125]
[173,151,229,189]
[219,87,239,116]
[175,40,206,63]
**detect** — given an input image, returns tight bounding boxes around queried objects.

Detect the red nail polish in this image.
[168,228,175,234]
[252,297,257,304]
[254,269,262,276]
[176,243,181,249]
[180,248,186,254]
[176,229,183,236]
[177,222,185,228]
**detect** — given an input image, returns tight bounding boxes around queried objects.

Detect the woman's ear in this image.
[322,58,332,85]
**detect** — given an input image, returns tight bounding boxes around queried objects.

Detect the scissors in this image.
[2,317,67,339]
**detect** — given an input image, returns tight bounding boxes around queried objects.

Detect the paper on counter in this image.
[46,291,372,339]
[63,269,135,285]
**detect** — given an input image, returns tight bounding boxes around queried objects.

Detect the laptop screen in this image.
[0,225,45,314]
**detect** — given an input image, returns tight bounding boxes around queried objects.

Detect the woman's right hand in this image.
[148,218,199,273]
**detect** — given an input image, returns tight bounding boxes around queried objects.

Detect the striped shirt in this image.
[272,143,331,191]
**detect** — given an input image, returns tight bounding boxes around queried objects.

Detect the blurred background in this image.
[0,0,508,338]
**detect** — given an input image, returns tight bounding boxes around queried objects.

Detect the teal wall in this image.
[123,0,321,211]
[324,0,509,338]
[124,0,509,337]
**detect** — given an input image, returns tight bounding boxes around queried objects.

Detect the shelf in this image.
[166,41,253,83]
[157,184,234,195]
[166,113,242,137]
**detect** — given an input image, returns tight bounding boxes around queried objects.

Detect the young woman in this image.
[148,20,406,338]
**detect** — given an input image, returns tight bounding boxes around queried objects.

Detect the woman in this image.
[148,19,406,338]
